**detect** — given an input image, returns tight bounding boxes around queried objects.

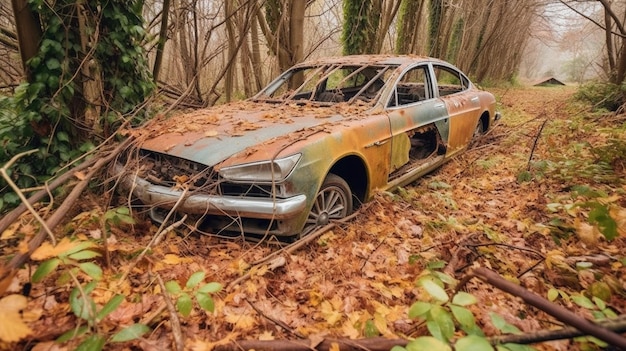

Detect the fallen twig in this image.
[0,149,56,245]
[155,273,185,351]
[251,205,367,267]
[492,315,626,345]
[0,139,132,288]
[227,256,285,291]
[118,214,187,284]
[526,118,548,171]
[464,267,626,348]
[246,297,305,339]
[214,337,408,351]
[249,223,336,268]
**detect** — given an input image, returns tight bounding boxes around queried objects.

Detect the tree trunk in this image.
[11,0,42,80]
[152,0,171,82]
[289,0,305,66]
[225,0,237,102]
[396,0,422,54]
[250,12,264,91]
[343,0,369,55]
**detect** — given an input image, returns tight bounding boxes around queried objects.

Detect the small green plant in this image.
[165,271,222,317]
[31,238,149,349]
[574,81,625,112]
[544,185,621,242]
[57,281,150,348]
[393,270,536,351]
[32,238,103,283]
[547,287,618,349]
[591,137,626,175]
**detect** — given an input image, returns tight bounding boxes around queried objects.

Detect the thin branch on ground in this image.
[245,298,305,339]
[462,267,626,349]
[492,315,626,345]
[0,149,56,246]
[526,118,548,171]
[0,154,97,233]
[119,214,187,284]
[0,139,132,288]
[155,273,185,351]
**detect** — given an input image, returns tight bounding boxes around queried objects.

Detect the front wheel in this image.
[470,118,486,148]
[302,174,353,237]
[474,118,486,138]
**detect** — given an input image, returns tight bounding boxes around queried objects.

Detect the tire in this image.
[471,118,486,148]
[302,173,353,237]
[474,118,486,137]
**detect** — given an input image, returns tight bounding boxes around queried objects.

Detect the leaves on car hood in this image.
[133,101,368,166]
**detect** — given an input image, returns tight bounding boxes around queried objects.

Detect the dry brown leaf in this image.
[73,171,86,180]
[224,309,257,330]
[0,222,19,240]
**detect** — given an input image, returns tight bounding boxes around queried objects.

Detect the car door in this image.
[432,64,481,156]
[385,64,449,184]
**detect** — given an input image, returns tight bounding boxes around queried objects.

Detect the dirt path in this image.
[4,86,625,351]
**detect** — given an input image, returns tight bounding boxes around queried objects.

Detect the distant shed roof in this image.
[534,77,566,86]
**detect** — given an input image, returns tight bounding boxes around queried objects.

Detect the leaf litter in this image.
[1,86,625,350]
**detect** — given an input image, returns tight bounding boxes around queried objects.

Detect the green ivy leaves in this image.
[0,0,154,214]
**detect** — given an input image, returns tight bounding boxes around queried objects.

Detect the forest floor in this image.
[1,86,625,351]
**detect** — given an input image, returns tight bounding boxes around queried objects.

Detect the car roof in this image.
[293,54,446,67]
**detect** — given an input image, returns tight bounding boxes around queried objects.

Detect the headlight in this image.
[219,154,301,182]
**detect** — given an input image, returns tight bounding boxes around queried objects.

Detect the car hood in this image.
[139,101,357,167]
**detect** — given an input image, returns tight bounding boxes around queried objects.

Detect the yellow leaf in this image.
[162,254,193,265]
[74,171,86,180]
[32,237,90,261]
[189,332,239,351]
[575,219,600,246]
[258,331,274,340]
[0,223,18,240]
[309,290,323,307]
[610,207,626,237]
[0,295,32,342]
[224,311,257,330]
[320,301,342,326]
[329,342,341,351]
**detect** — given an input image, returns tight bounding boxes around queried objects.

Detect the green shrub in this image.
[574,81,626,112]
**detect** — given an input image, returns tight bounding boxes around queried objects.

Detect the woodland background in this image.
[0,0,625,350]
[0,0,624,192]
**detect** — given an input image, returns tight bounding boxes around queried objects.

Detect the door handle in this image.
[365,139,390,148]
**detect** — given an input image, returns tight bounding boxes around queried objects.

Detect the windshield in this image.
[255,64,397,105]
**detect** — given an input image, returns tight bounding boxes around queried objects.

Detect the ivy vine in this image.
[0,0,154,212]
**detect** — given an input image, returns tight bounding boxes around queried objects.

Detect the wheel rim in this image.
[306,185,349,228]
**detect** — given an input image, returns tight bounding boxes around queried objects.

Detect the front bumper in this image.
[112,163,307,221]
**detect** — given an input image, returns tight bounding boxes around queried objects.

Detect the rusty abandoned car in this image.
[113,55,500,238]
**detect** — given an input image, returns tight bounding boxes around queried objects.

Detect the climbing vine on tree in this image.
[0,0,154,212]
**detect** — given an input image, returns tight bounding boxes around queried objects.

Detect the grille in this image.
[137,150,218,192]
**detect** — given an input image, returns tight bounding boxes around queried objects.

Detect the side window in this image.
[432,65,469,96]
[389,66,431,107]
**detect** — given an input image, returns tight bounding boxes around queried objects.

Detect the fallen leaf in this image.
[0,294,32,342]
[258,331,274,340]
[32,238,87,261]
